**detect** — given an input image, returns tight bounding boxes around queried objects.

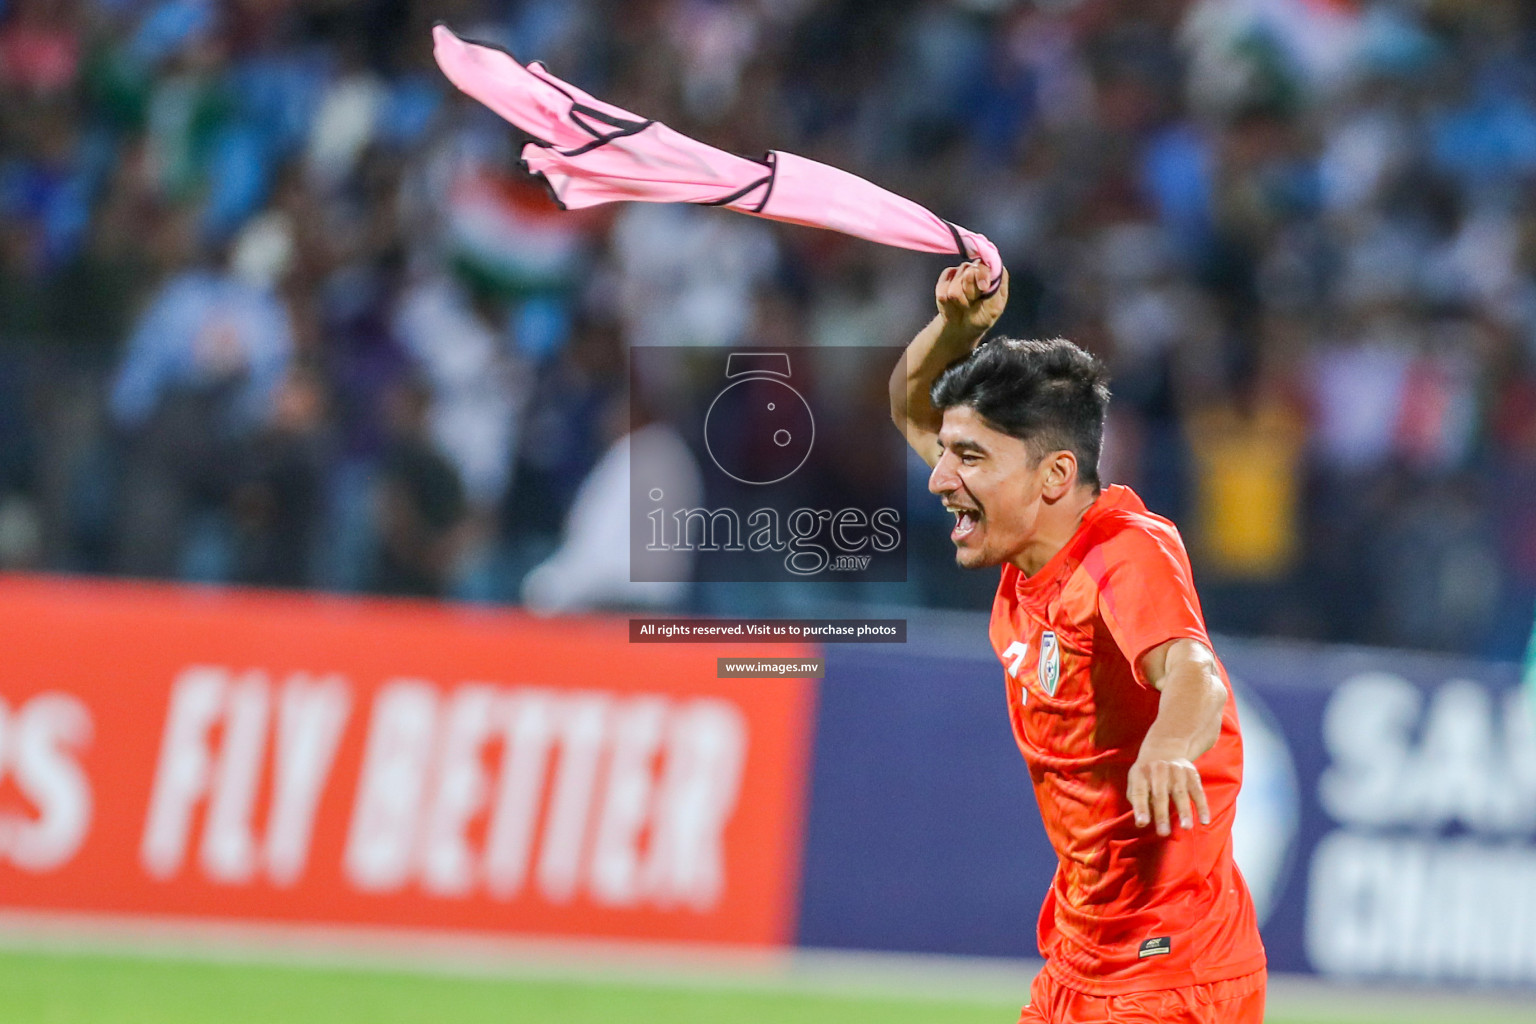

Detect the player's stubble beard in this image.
[945,480,1043,571]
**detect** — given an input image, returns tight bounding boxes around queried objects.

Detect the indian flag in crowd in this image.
[445,169,597,297]
[1185,0,1366,97]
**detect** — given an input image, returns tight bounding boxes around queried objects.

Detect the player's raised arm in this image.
[1127,638,1229,837]
[889,261,1009,466]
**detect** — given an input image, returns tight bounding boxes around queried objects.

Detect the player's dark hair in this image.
[931,337,1110,489]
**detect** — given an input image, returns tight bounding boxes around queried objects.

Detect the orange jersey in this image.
[988,484,1265,995]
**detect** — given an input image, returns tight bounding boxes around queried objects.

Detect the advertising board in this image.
[0,577,816,947]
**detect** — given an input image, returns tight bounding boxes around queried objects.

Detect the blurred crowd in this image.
[3,0,1536,658]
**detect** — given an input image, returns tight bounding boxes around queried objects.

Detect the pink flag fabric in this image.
[431,24,1002,291]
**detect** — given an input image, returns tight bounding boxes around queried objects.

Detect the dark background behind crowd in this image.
[2,0,1535,659]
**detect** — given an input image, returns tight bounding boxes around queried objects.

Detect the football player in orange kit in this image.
[889,261,1266,1024]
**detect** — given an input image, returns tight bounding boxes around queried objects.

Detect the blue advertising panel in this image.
[1221,639,1536,985]
[795,629,1053,957]
[797,618,1536,988]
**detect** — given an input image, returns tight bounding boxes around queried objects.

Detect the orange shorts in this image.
[1017,967,1266,1024]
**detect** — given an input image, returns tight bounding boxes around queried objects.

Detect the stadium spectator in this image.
[107,214,294,578]
[521,400,701,615]
[369,376,467,598]
[230,362,330,588]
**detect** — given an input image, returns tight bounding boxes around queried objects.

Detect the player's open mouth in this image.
[946,504,981,543]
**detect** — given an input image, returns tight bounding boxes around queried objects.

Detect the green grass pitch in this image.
[0,947,1527,1024]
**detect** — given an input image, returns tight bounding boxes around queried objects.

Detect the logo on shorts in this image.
[1037,631,1060,697]
[1138,936,1172,959]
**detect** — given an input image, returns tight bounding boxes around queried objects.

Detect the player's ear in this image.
[1041,449,1078,501]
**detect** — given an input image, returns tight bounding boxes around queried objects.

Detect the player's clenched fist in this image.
[935,260,1008,336]
[1128,742,1211,837]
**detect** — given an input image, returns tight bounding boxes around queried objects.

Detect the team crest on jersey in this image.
[1037,631,1061,696]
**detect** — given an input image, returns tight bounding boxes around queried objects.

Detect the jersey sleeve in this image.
[1089,520,1211,688]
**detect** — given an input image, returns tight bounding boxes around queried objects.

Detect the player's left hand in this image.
[1127,741,1210,837]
